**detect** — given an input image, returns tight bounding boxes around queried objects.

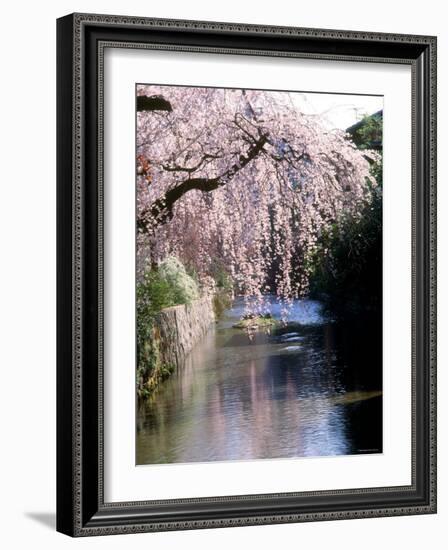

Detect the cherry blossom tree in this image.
[136,85,378,316]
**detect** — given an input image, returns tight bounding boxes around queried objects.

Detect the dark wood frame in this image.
[57,13,437,537]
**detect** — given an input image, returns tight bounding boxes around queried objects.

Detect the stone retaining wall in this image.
[152,295,215,369]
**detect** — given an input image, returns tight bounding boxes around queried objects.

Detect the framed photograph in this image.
[57,13,437,536]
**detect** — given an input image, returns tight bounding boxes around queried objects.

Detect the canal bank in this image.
[137,296,383,464]
[138,294,216,397]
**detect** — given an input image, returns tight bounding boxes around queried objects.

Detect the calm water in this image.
[137,297,382,464]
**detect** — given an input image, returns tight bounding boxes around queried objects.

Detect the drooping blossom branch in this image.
[138,133,268,228]
[136,85,378,316]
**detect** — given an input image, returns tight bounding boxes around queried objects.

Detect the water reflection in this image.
[137,298,382,464]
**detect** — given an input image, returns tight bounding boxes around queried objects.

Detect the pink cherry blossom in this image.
[136,85,377,318]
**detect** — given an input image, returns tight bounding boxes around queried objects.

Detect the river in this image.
[137,297,382,464]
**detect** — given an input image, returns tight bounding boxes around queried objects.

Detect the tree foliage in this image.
[309,112,383,317]
[136,85,378,316]
[136,256,199,395]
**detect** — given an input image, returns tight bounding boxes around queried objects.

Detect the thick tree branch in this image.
[137,95,172,112]
[162,153,222,174]
[138,134,268,231]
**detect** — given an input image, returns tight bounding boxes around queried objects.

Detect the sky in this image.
[291,92,383,131]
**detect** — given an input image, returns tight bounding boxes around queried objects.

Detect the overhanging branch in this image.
[138,134,268,231]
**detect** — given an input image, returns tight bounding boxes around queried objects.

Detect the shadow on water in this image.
[137,297,382,464]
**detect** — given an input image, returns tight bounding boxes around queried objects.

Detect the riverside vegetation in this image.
[136,89,383,400]
[137,257,232,398]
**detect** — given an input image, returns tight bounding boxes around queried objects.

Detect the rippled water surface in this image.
[137,298,382,464]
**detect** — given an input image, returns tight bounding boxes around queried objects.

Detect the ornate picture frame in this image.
[56,13,436,536]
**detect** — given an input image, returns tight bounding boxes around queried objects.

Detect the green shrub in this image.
[308,184,382,317]
[158,256,199,304]
[308,112,383,320]
[136,257,199,397]
[212,290,233,318]
[212,266,234,293]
